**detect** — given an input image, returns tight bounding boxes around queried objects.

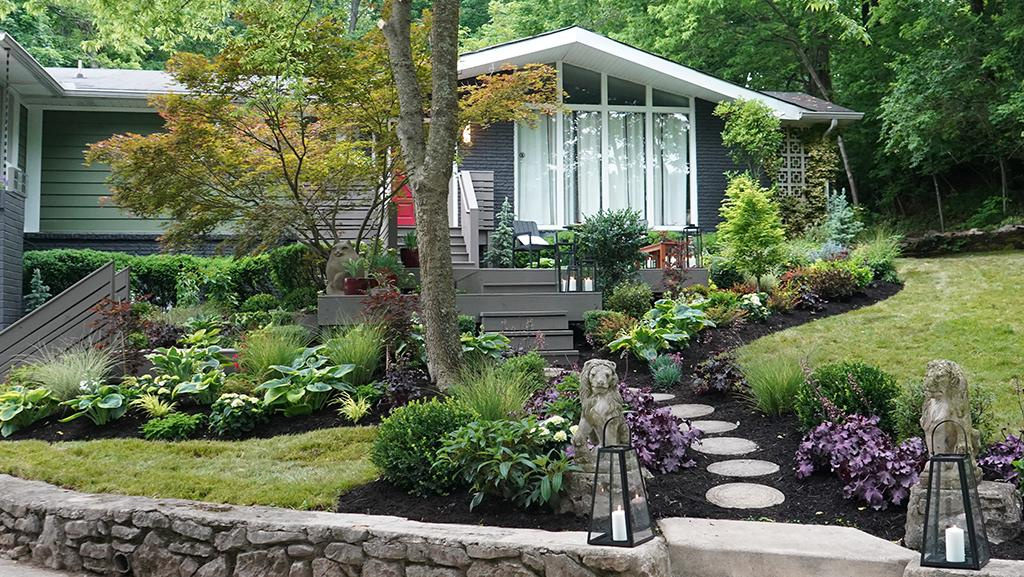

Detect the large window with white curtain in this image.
[515,63,694,228]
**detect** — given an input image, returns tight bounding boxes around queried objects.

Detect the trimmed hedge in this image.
[23,244,323,309]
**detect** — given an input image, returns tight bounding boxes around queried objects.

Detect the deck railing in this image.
[458,171,480,266]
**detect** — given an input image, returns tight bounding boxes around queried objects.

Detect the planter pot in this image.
[400,248,420,268]
[343,277,370,295]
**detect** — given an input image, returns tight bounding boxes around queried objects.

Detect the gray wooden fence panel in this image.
[0,262,129,373]
[1,189,25,328]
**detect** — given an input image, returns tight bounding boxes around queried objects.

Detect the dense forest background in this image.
[3,0,1022,233]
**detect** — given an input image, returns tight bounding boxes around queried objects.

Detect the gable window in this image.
[515,63,695,228]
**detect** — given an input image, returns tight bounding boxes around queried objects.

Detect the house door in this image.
[394,177,415,227]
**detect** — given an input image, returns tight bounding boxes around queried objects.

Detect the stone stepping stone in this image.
[668,404,714,419]
[707,459,780,478]
[693,437,758,456]
[706,483,785,509]
[681,420,738,435]
[651,392,675,402]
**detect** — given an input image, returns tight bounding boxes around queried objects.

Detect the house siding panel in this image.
[40,110,167,234]
[694,97,739,231]
[459,122,514,213]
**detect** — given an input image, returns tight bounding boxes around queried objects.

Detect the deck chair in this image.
[512,220,549,268]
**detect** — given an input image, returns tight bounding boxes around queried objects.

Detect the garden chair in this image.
[512,220,549,268]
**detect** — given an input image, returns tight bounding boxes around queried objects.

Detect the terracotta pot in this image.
[343,277,370,295]
[400,248,420,268]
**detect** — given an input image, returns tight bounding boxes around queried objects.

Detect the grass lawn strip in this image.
[738,252,1024,431]
[0,427,377,510]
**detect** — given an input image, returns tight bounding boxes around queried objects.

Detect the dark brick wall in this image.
[1,191,25,327]
[23,233,227,256]
[695,98,740,231]
[459,122,514,213]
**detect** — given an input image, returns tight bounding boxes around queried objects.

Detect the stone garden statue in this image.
[572,358,629,467]
[904,360,1022,549]
[324,242,359,295]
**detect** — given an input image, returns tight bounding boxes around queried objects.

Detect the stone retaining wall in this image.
[0,475,667,577]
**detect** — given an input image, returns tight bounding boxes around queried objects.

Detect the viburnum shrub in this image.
[979,434,1024,487]
[804,259,873,301]
[794,361,901,434]
[371,398,476,496]
[795,414,927,510]
[692,352,747,395]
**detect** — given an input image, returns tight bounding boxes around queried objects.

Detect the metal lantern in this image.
[587,417,654,547]
[920,420,990,570]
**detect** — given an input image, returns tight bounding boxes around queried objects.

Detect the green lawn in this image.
[737,251,1024,431]
[0,427,377,510]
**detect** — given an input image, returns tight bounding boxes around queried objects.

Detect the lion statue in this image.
[920,359,983,485]
[324,241,359,295]
[572,359,629,466]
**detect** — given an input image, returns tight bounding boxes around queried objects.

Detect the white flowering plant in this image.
[208,393,267,437]
[436,416,580,511]
[738,292,771,322]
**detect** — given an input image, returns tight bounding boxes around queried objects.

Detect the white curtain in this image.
[607,111,646,215]
[653,113,690,226]
[564,111,602,224]
[516,117,557,225]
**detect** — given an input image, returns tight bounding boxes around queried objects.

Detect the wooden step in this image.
[480,310,569,332]
[480,281,559,294]
[503,329,574,351]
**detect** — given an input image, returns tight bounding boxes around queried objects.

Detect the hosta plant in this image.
[609,298,714,361]
[0,386,57,437]
[61,381,136,426]
[437,415,579,510]
[208,393,267,437]
[171,370,226,405]
[256,346,355,416]
[460,332,511,362]
[146,344,227,382]
[795,414,927,510]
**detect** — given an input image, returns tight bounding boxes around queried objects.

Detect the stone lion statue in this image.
[921,359,981,458]
[324,241,359,295]
[572,359,629,466]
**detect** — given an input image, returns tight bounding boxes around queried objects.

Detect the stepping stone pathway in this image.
[650,392,675,402]
[693,437,759,456]
[668,399,786,510]
[706,483,786,509]
[707,459,780,478]
[668,403,715,419]
[683,420,738,434]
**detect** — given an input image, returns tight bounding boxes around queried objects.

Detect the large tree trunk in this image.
[348,0,360,34]
[382,0,463,387]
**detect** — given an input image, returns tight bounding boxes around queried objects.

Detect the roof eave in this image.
[796,111,865,122]
[0,33,64,97]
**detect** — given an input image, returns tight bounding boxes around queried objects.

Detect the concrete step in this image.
[535,348,579,367]
[480,310,569,332]
[503,329,574,351]
[481,281,560,294]
[658,518,914,577]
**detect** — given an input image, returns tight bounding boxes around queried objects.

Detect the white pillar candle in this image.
[945,525,966,563]
[584,277,594,291]
[611,507,627,542]
[568,276,577,292]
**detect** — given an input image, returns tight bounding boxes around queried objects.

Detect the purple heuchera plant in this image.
[978,434,1024,486]
[795,414,927,510]
[523,379,701,473]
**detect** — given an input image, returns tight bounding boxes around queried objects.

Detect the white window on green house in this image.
[514,63,694,229]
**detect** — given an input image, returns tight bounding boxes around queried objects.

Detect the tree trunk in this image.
[836,135,859,206]
[932,173,945,232]
[999,156,1008,214]
[348,0,360,34]
[381,0,463,388]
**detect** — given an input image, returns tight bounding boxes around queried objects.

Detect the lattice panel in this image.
[776,129,806,198]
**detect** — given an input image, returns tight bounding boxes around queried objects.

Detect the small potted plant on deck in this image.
[400,230,420,268]
[343,257,370,295]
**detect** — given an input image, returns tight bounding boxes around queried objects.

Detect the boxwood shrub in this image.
[794,361,901,434]
[370,398,475,496]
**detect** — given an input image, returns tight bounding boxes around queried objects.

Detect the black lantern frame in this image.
[587,417,655,548]
[919,420,990,570]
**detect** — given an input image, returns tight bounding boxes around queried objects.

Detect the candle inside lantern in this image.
[945,525,966,563]
[567,276,577,292]
[611,506,627,542]
[584,277,594,291]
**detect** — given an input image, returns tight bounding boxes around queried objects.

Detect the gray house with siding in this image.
[0,27,861,259]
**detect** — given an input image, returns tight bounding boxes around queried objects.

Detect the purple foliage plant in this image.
[979,434,1024,487]
[795,414,927,510]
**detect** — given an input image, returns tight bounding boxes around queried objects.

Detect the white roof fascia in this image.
[458,27,810,121]
[0,33,64,96]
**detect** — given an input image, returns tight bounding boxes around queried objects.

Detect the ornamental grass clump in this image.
[238,325,310,381]
[18,344,117,401]
[371,398,476,497]
[650,354,683,391]
[322,324,384,387]
[451,362,536,421]
[740,357,803,416]
[795,414,927,510]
